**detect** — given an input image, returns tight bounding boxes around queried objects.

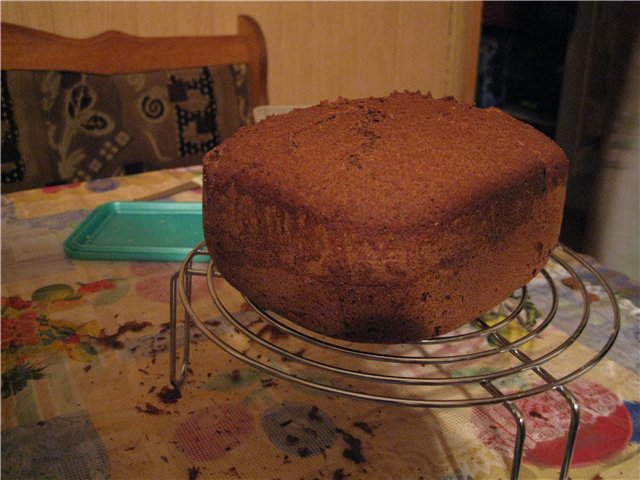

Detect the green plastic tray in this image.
[64,201,206,262]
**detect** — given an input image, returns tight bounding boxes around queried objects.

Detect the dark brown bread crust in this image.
[203,91,569,343]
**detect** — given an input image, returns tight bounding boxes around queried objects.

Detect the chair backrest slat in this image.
[1,16,268,110]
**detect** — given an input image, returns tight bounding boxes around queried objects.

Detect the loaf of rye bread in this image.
[203,91,569,343]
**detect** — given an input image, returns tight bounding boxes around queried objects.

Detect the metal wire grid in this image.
[169,242,620,480]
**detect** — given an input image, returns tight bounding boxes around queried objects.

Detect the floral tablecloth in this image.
[2,167,639,480]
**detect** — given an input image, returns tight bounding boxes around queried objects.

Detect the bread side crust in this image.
[203,150,567,342]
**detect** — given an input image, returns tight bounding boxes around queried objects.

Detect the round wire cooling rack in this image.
[168,242,620,480]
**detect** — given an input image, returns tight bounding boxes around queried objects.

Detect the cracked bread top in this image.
[204,91,569,231]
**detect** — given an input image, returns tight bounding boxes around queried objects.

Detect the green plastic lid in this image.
[63,201,206,262]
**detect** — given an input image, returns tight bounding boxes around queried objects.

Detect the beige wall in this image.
[1,1,482,105]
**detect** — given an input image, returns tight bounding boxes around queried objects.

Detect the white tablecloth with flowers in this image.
[2,166,639,480]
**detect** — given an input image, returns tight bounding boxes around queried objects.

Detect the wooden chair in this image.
[1,16,268,191]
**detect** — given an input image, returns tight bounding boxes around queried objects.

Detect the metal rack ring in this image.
[169,242,619,480]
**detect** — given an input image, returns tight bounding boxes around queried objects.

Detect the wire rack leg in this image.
[170,271,191,388]
[478,310,588,480]
[527,369,580,479]
[504,401,526,480]
[482,381,526,479]
[556,386,581,480]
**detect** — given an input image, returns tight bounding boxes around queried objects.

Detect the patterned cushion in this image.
[1,65,250,192]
